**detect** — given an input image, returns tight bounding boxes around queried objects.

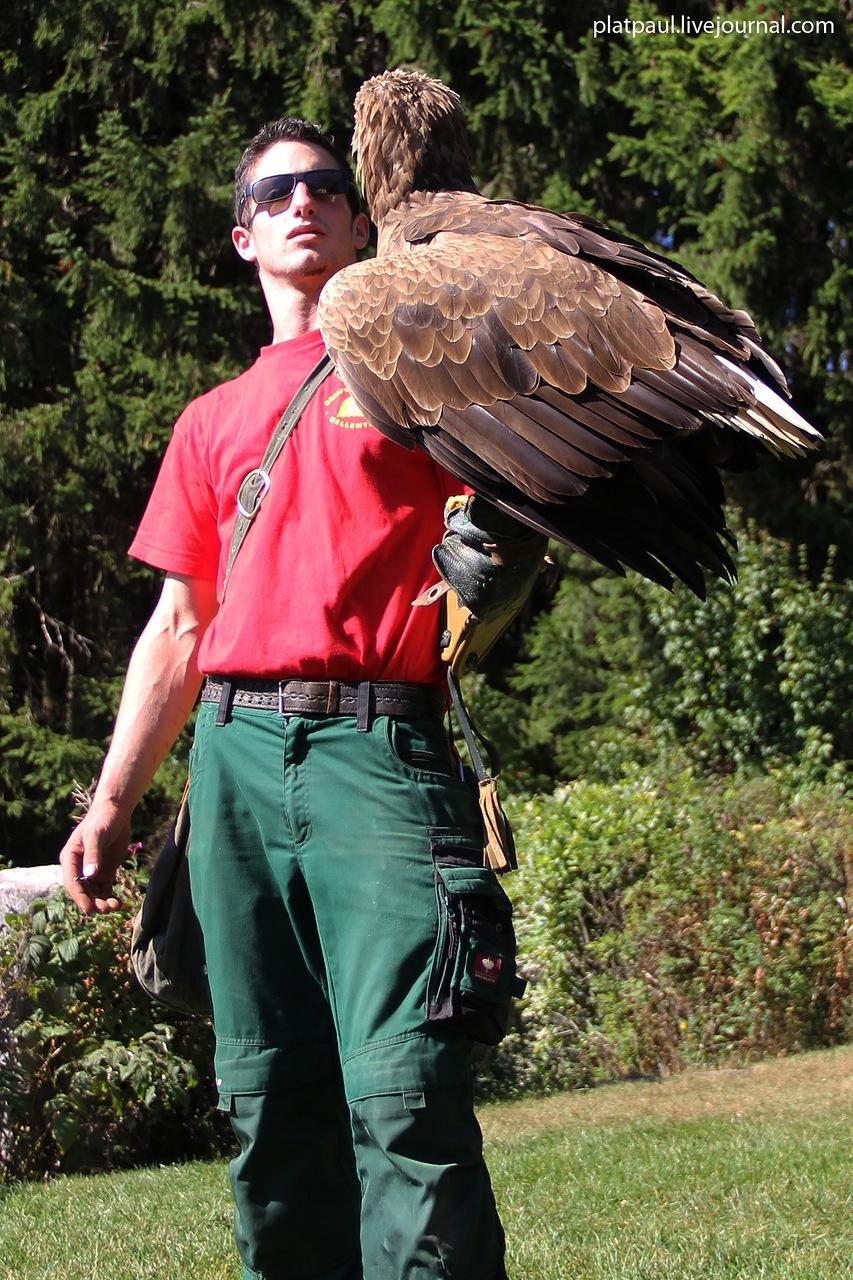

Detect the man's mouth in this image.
[288,224,325,240]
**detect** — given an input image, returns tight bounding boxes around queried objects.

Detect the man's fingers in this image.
[65,874,98,915]
[67,883,121,914]
[73,861,122,914]
[94,895,122,913]
[69,873,118,913]
[63,861,107,914]
[59,839,91,911]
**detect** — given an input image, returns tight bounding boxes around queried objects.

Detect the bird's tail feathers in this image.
[715,357,822,457]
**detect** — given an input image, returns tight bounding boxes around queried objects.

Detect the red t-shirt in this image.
[129,330,463,686]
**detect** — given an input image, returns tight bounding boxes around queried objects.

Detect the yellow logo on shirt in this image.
[325,386,370,429]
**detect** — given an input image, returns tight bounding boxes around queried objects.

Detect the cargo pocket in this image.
[426,843,526,1045]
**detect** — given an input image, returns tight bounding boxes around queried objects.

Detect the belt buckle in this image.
[278,681,286,716]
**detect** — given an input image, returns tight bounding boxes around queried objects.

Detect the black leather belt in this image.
[202,676,447,731]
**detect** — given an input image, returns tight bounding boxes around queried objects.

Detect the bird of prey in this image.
[318,68,821,596]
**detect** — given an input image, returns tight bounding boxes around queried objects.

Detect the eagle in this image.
[318,68,821,597]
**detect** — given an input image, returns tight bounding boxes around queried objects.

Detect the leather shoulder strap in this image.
[221,352,332,598]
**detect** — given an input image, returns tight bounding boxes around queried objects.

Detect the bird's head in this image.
[352,68,478,223]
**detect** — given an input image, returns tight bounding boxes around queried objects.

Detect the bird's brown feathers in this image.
[318,68,821,594]
[352,70,478,222]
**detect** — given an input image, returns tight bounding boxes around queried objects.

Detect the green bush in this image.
[500,519,853,788]
[477,759,853,1097]
[640,526,853,774]
[0,879,231,1181]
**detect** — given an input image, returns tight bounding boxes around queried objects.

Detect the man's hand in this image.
[59,799,132,914]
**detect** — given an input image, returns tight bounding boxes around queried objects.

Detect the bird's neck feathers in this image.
[353,69,479,223]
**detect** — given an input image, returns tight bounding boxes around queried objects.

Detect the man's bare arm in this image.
[59,572,218,914]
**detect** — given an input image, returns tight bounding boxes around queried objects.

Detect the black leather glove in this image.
[432,495,549,621]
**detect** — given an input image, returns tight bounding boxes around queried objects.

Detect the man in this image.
[59,117,511,1280]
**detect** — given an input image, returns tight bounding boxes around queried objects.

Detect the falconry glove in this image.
[415,495,550,677]
[434,495,548,619]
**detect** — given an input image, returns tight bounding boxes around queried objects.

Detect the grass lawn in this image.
[3,1044,853,1279]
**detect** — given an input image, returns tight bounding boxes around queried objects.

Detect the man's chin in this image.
[276,253,350,284]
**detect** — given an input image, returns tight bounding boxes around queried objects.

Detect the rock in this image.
[0,865,64,927]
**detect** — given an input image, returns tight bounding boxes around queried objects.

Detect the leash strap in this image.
[446,668,517,874]
[221,352,333,599]
[446,668,500,782]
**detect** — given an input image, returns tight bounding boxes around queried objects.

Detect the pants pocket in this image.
[386,716,458,778]
[426,842,526,1045]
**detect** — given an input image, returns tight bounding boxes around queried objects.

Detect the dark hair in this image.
[234,117,360,225]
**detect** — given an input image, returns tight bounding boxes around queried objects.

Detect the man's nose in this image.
[289,180,317,214]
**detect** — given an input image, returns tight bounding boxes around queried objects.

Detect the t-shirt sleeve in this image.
[128,405,220,582]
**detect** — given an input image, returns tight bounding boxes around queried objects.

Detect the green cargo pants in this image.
[187,701,508,1280]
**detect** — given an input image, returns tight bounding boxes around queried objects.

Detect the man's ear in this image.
[352,212,370,252]
[232,223,257,263]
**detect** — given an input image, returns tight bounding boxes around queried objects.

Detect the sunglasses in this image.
[238,169,352,224]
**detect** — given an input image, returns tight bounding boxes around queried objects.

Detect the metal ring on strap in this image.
[236,468,271,519]
[221,352,332,601]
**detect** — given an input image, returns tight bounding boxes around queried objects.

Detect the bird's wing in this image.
[318,194,820,594]
[320,230,675,449]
